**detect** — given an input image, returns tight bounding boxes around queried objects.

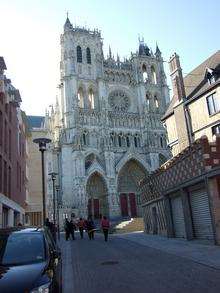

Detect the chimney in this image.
[169,53,186,101]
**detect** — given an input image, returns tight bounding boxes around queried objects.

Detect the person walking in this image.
[86,216,95,240]
[64,218,70,241]
[78,218,85,239]
[69,219,76,240]
[101,216,110,242]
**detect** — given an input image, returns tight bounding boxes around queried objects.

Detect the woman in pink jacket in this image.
[101,216,110,242]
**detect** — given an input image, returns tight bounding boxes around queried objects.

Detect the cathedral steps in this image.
[114,217,144,234]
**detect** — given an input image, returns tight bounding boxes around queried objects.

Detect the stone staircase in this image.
[114,217,144,234]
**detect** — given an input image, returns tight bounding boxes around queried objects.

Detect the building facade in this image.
[25,116,47,226]
[0,57,27,227]
[163,51,220,156]
[140,51,220,245]
[47,18,170,220]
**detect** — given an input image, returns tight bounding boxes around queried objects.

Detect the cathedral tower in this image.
[47,17,170,220]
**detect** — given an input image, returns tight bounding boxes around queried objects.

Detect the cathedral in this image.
[46,17,170,220]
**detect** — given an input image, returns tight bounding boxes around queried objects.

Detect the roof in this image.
[27,115,45,129]
[0,56,7,70]
[163,50,220,120]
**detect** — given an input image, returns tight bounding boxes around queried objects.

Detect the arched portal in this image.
[117,159,148,217]
[86,172,109,219]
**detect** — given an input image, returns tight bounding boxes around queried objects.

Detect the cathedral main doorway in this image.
[118,159,147,218]
[86,172,109,219]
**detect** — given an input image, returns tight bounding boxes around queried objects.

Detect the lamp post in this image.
[33,138,51,225]
[48,172,58,227]
[55,185,60,240]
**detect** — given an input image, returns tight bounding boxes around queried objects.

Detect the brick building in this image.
[140,135,220,244]
[0,57,27,227]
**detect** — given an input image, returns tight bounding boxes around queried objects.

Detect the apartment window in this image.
[212,124,220,136]
[19,165,22,192]
[4,120,7,153]
[9,129,12,160]
[3,161,7,195]
[0,110,2,146]
[8,166,11,197]
[207,93,220,115]
[0,155,2,192]
[17,162,19,188]
[9,104,12,122]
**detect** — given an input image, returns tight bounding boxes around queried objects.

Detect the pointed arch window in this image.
[160,136,163,148]
[86,47,91,64]
[77,46,82,63]
[110,132,115,146]
[134,135,138,148]
[88,89,95,109]
[126,135,130,147]
[83,131,89,146]
[134,134,141,148]
[142,64,148,82]
[154,95,159,109]
[118,134,122,147]
[77,88,84,108]
[151,66,157,84]
[146,93,150,108]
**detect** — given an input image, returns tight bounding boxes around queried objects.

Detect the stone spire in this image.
[109,46,112,59]
[64,13,73,32]
[155,43,162,58]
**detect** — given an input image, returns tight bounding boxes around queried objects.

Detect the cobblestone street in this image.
[61,232,220,293]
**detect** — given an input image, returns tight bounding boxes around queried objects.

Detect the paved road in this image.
[61,232,220,293]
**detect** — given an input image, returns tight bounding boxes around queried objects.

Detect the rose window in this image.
[108,90,130,112]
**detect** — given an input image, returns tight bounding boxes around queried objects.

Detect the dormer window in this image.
[206,68,216,85]
[208,74,216,85]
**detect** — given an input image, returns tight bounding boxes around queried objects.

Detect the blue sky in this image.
[0,0,219,115]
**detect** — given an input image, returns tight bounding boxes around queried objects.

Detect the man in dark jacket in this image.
[64,218,70,241]
[69,220,76,240]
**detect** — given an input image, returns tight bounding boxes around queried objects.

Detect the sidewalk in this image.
[115,232,220,270]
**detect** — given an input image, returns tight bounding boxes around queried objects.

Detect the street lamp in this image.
[55,185,60,240]
[33,138,51,225]
[48,172,58,228]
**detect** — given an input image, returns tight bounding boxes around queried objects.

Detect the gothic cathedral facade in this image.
[47,17,170,220]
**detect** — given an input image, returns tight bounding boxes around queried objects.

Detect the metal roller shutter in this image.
[171,196,186,238]
[190,189,214,240]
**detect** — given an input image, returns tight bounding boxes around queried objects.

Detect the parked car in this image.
[0,227,62,293]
